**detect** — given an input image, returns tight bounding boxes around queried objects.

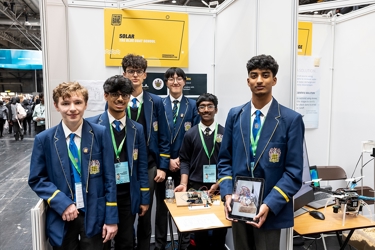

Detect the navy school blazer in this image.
[159,95,200,170]
[87,112,150,214]
[218,98,305,230]
[28,120,118,246]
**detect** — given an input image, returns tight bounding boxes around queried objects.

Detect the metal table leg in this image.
[168,211,175,250]
[340,230,354,250]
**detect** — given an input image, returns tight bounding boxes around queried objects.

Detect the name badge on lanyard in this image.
[199,123,219,183]
[75,182,84,209]
[203,164,216,183]
[115,162,130,184]
[110,119,129,185]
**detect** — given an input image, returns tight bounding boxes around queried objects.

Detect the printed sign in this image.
[104,9,189,67]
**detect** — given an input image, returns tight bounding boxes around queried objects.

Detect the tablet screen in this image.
[229,176,265,222]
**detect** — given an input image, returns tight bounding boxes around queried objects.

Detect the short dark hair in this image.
[39,92,44,99]
[164,67,187,82]
[196,93,218,109]
[103,75,134,95]
[121,54,147,72]
[246,54,279,77]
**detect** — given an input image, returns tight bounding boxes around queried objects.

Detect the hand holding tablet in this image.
[228,176,265,222]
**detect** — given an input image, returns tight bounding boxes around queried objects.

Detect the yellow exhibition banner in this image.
[298,22,312,56]
[104,9,189,67]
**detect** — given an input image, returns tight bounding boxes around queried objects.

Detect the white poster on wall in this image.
[295,56,321,129]
[79,80,106,111]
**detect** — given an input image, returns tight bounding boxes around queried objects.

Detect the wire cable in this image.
[349,157,375,187]
[349,153,363,179]
[362,157,374,169]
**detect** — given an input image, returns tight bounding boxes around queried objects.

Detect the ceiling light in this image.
[172,0,176,3]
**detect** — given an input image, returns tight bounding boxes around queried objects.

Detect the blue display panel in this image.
[0,49,42,70]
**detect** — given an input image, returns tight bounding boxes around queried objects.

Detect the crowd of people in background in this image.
[0,92,46,140]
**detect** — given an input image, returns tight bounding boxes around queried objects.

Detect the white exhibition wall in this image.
[330,7,375,191]
[215,0,255,123]
[300,6,375,197]
[215,2,297,247]
[298,15,334,169]
[215,0,297,124]
[257,0,297,109]
[40,0,69,127]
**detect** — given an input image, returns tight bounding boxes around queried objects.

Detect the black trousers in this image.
[8,120,12,133]
[194,228,227,250]
[232,221,281,250]
[53,213,103,250]
[136,166,156,250]
[154,180,168,249]
[114,193,136,250]
[13,119,23,140]
[23,116,32,132]
[36,125,46,134]
[0,118,4,136]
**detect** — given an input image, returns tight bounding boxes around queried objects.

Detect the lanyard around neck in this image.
[127,101,143,121]
[198,123,218,161]
[110,121,126,161]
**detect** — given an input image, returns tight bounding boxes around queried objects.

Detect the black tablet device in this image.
[228,176,265,222]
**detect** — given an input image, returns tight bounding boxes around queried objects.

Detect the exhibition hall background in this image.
[40,0,297,248]
[39,0,375,247]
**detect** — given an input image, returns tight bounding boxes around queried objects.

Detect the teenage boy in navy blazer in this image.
[28,82,118,249]
[218,55,305,250]
[87,75,149,250]
[121,54,169,250]
[154,67,200,250]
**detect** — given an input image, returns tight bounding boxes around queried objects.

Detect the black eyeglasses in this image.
[126,69,145,76]
[108,92,130,99]
[198,105,215,111]
[167,77,184,83]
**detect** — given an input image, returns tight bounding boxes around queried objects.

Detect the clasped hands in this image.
[62,204,118,243]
